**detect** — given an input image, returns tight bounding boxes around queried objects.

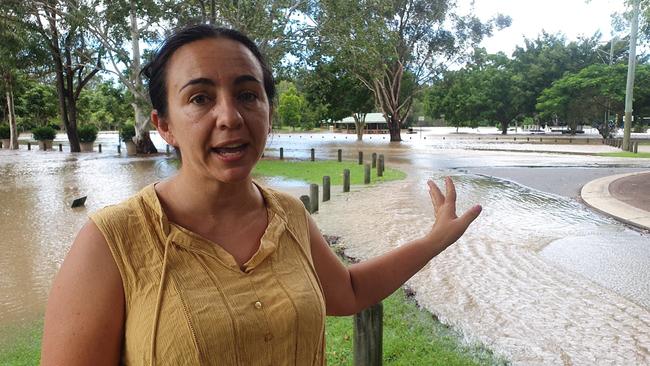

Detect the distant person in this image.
[41,24,482,365]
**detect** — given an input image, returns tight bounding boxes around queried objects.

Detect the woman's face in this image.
[154,37,271,184]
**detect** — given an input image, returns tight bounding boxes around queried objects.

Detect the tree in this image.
[315,0,509,141]
[14,78,59,131]
[301,60,374,140]
[3,0,103,152]
[277,82,307,130]
[425,51,521,134]
[536,63,650,137]
[77,79,133,130]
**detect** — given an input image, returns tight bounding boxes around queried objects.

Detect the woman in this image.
[41,25,482,365]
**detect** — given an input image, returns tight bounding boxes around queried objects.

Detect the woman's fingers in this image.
[445,176,457,205]
[427,179,444,208]
[460,204,483,226]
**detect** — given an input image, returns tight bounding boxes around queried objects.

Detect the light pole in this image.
[623,0,641,151]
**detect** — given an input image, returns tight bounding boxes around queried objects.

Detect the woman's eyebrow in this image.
[179,77,215,93]
[234,74,261,85]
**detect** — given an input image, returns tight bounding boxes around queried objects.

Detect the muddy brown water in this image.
[1,132,650,364]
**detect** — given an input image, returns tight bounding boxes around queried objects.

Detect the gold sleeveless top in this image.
[90,183,326,366]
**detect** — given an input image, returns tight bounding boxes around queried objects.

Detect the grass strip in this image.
[0,320,42,366]
[597,152,650,158]
[254,159,406,185]
[326,288,507,365]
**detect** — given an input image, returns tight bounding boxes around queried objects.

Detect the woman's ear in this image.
[151,110,176,146]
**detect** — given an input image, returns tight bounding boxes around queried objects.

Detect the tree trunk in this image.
[387,115,402,141]
[5,74,19,149]
[353,113,366,141]
[500,121,508,135]
[129,0,157,154]
[133,102,157,153]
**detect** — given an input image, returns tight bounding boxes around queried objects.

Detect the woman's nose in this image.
[214,96,244,130]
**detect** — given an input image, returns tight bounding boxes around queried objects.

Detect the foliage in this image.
[536,63,650,136]
[31,126,57,141]
[425,51,521,134]
[277,82,307,130]
[77,80,133,130]
[0,124,10,139]
[77,124,98,143]
[314,0,510,141]
[119,123,136,142]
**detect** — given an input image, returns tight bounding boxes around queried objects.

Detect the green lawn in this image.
[0,320,42,366]
[326,288,507,365]
[597,151,650,158]
[254,159,406,185]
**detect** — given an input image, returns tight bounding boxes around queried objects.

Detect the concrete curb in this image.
[580,171,650,231]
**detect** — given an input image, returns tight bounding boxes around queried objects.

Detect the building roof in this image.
[337,112,387,124]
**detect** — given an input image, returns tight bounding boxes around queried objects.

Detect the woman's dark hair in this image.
[141,24,276,118]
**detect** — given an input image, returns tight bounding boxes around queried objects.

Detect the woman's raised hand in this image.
[426,177,482,248]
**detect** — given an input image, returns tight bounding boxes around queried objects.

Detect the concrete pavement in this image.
[581,171,650,230]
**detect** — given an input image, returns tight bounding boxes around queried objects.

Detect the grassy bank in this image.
[326,287,507,365]
[598,151,650,158]
[254,159,406,185]
[0,320,42,365]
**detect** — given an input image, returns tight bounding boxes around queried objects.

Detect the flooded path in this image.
[1,132,650,364]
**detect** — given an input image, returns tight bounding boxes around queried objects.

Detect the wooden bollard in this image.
[117,144,121,154]
[378,155,384,177]
[300,195,311,213]
[354,303,383,366]
[343,169,350,192]
[633,141,639,153]
[280,147,284,160]
[364,164,371,184]
[98,144,102,153]
[59,143,62,151]
[311,148,315,161]
[337,149,342,162]
[27,142,31,150]
[514,137,516,141]
[323,176,330,202]
[569,138,572,143]
[526,137,529,142]
[166,144,170,154]
[309,184,319,213]
[358,151,363,165]
[539,138,542,142]
[372,153,377,168]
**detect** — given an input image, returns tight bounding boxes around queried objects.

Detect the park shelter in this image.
[333,113,389,134]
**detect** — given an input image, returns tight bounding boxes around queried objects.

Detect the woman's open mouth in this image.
[210,143,249,161]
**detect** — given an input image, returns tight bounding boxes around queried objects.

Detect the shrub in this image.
[119,123,136,142]
[32,126,57,141]
[78,125,98,143]
[47,123,61,131]
[0,125,10,139]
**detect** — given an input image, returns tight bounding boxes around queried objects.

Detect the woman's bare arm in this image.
[41,221,124,365]
[310,177,482,316]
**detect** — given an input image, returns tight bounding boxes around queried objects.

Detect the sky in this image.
[464,0,626,55]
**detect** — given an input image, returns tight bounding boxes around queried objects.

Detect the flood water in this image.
[1,131,650,365]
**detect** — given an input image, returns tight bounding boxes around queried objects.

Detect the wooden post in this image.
[337,149,342,162]
[280,147,284,160]
[358,151,363,165]
[539,138,542,143]
[117,144,121,154]
[98,144,102,153]
[364,164,371,184]
[59,143,63,152]
[166,144,170,154]
[299,195,311,213]
[378,155,384,177]
[323,176,330,202]
[372,153,377,168]
[309,184,319,213]
[311,148,315,161]
[354,303,383,366]
[343,169,350,192]
[633,141,639,153]
[27,142,31,150]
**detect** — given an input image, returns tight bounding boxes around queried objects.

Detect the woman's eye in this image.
[190,94,210,105]
[238,92,258,102]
